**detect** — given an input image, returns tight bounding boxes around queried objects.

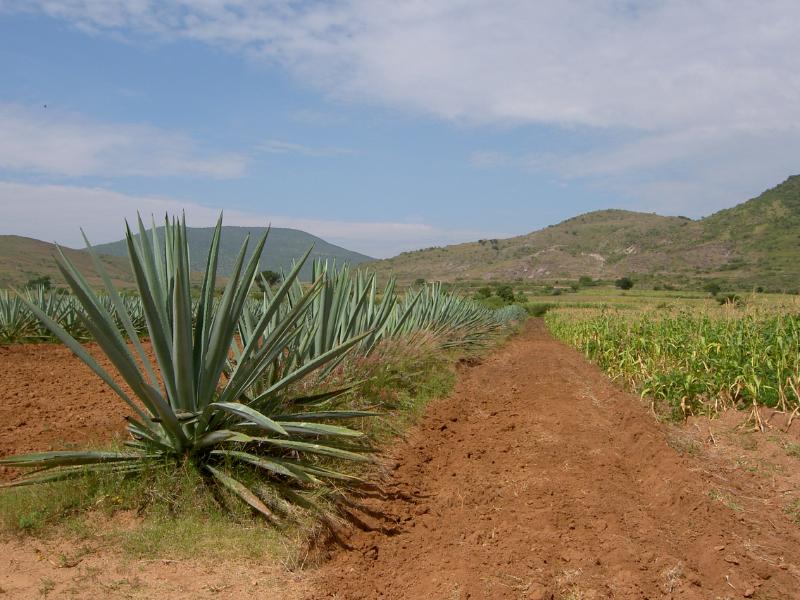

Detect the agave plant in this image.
[389,282,502,347]
[493,304,529,323]
[0,289,36,343]
[0,215,377,520]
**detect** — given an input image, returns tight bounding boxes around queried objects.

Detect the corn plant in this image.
[545,307,800,418]
[0,215,377,520]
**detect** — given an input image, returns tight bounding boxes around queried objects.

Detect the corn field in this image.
[545,307,800,418]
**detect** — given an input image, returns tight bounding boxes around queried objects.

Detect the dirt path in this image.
[2,321,800,598]
[308,320,800,599]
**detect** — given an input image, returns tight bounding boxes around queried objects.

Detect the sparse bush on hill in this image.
[717,293,744,307]
[615,277,634,290]
[257,269,282,286]
[25,275,52,290]
[525,302,554,317]
[496,285,515,302]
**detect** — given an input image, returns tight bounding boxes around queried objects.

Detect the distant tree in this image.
[615,277,634,290]
[414,278,426,286]
[495,285,515,302]
[755,286,765,293]
[256,270,282,290]
[476,286,493,299]
[25,275,52,290]
[717,293,743,307]
[703,282,721,296]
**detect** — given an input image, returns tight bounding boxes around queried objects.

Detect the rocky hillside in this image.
[369,176,800,289]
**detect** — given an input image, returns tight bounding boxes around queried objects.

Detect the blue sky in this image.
[1,2,799,257]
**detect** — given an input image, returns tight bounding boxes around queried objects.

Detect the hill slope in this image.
[1,227,372,288]
[91,226,372,279]
[0,236,133,288]
[370,176,800,289]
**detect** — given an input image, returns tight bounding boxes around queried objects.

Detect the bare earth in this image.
[2,320,800,598]
[308,321,800,599]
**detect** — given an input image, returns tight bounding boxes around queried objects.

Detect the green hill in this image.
[1,226,372,288]
[369,175,800,290]
[0,235,134,288]
[90,226,373,279]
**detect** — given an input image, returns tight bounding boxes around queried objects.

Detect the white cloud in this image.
[257,139,352,156]
[8,1,800,212]
[0,104,246,178]
[10,1,800,130]
[0,180,494,257]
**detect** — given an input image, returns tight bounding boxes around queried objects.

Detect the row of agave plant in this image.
[0,287,147,344]
[0,215,516,521]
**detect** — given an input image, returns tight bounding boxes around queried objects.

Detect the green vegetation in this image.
[367,175,800,290]
[1,216,377,522]
[0,328,468,561]
[615,276,634,290]
[545,305,800,420]
[257,269,282,287]
[1,214,515,534]
[0,234,134,289]
[90,224,373,280]
[25,274,52,289]
[0,285,147,344]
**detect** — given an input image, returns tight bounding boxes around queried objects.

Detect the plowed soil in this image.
[2,320,800,599]
[309,320,800,599]
[0,342,130,479]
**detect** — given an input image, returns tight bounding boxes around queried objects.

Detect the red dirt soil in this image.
[0,342,131,479]
[1,321,800,598]
[308,320,800,599]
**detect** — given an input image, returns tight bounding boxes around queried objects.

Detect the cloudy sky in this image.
[1,1,798,257]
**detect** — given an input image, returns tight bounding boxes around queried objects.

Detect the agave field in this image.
[0,215,520,525]
[545,305,800,421]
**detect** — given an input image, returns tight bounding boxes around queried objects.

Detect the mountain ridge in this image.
[367,175,800,289]
[91,225,373,279]
[3,176,798,290]
[0,226,373,287]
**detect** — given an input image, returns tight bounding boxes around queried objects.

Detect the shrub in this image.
[257,269,282,286]
[615,277,634,290]
[495,285,515,303]
[525,303,554,317]
[717,293,744,307]
[25,275,52,290]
